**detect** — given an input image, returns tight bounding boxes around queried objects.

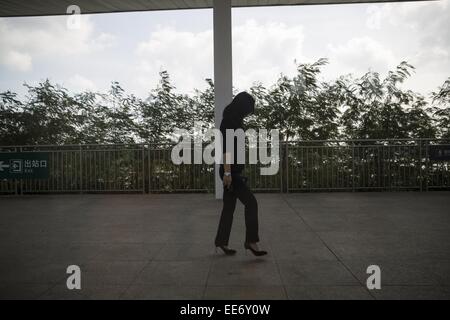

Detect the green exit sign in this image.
[0,152,50,179]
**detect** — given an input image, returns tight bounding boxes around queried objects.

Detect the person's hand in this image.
[223,175,232,189]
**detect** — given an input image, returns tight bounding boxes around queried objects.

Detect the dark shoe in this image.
[244,242,267,256]
[216,245,237,255]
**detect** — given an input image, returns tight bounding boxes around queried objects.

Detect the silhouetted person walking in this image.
[214,92,267,256]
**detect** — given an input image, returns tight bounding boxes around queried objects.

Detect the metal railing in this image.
[1,139,449,194]
[286,139,449,192]
[0,144,145,194]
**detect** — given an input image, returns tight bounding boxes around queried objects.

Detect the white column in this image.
[213,0,233,199]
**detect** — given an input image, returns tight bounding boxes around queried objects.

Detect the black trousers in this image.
[215,174,259,246]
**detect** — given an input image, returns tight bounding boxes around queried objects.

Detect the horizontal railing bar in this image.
[288,138,447,143]
[2,138,450,149]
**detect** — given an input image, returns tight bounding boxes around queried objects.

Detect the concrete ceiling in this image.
[0,0,434,17]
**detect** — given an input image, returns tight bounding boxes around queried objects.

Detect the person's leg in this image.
[214,187,237,246]
[234,177,259,244]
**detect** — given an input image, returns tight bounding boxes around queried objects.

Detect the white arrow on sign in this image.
[0,161,10,171]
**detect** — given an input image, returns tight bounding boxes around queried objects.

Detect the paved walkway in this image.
[1,192,450,299]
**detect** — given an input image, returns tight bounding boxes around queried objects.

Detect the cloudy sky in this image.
[0,0,449,99]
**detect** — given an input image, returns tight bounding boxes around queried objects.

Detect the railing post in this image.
[142,144,145,194]
[352,141,355,192]
[425,139,429,192]
[19,146,23,195]
[14,147,18,195]
[285,142,289,193]
[280,141,288,193]
[279,142,283,193]
[148,143,152,193]
[419,140,422,192]
[79,144,82,194]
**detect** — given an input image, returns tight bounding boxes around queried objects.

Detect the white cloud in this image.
[1,2,448,99]
[364,0,450,94]
[67,74,97,92]
[94,32,117,50]
[326,36,397,77]
[134,25,213,94]
[365,0,450,61]
[0,16,116,72]
[2,50,32,72]
[233,19,305,90]
[366,1,432,29]
[365,5,392,30]
[133,19,305,93]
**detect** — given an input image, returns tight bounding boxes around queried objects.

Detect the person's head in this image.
[222,92,255,124]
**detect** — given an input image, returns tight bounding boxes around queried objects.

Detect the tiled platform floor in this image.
[1,192,449,299]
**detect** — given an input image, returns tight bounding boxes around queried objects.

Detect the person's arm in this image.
[221,123,232,189]
[223,152,232,188]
